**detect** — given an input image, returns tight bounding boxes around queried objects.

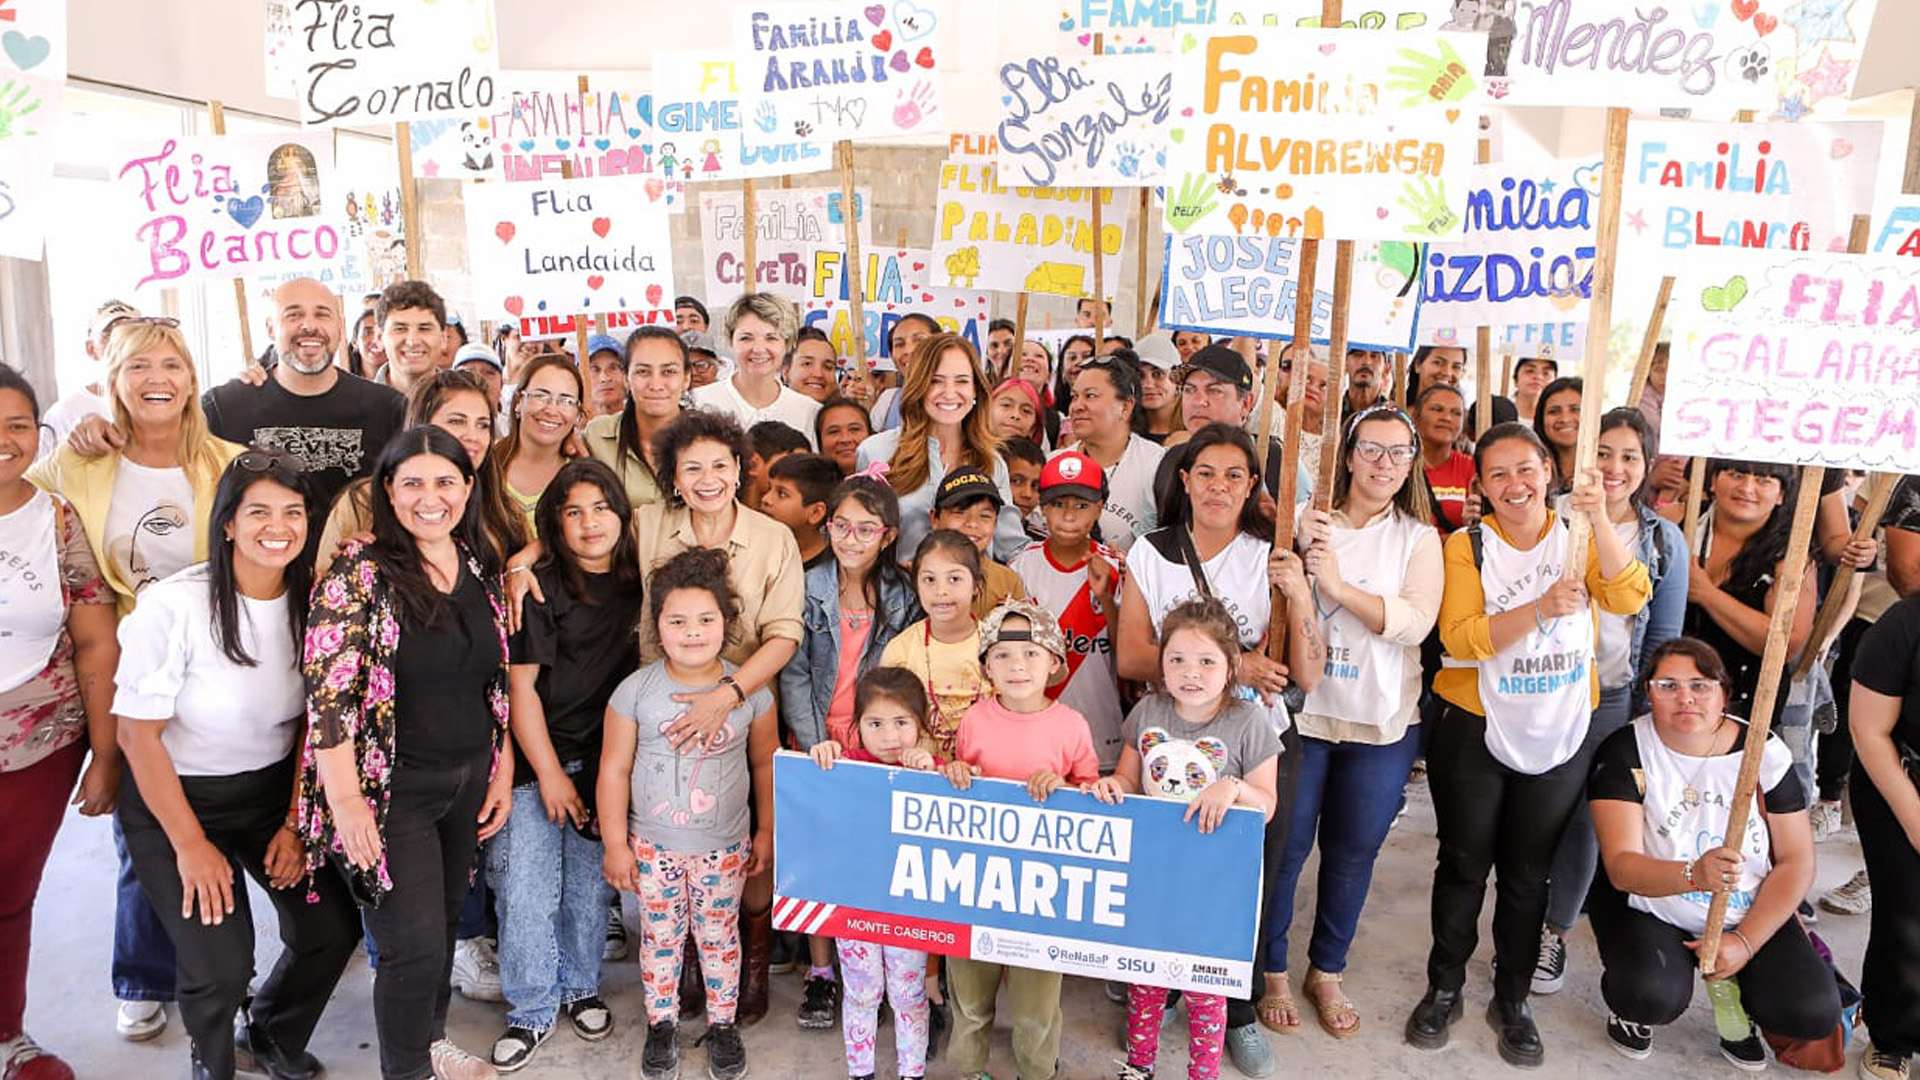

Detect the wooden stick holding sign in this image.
[1793,472,1898,682]
[1012,292,1031,376]
[1475,326,1493,440]
[1559,106,1629,579]
[1091,187,1107,355]
[1136,187,1153,339]
[1625,276,1675,409]
[1313,242,1357,508]
[395,123,423,281]
[206,102,257,369]
[742,179,759,298]
[836,140,872,382]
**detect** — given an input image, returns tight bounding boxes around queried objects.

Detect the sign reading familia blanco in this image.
[772,754,1262,995]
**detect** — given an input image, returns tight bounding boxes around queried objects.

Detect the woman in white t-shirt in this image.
[114,451,360,1080]
[1059,356,1165,554]
[1587,638,1834,1066]
[689,293,821,448]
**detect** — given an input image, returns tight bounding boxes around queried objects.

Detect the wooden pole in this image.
[1091,185,1106,355]
[1794,472,1898,682]
[395,122,423,281]
[207,102,257,368]
[837,140,872,381]
[1625,276,1675,409]
[742,178,759,297]
[1561,106,1630,580]
[1683,461,1707,542]
[1475,326,1493,440]
[1135,186,1153,339]
[1012,292,1031,379]
[1313,242,1355,510]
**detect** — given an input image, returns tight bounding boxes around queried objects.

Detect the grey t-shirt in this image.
[1121,694,1282,803]
[609,660,772,854]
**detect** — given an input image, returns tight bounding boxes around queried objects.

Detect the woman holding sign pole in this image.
[1407,422,1649,1068]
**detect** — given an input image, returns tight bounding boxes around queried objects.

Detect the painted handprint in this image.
[1165,172,1219,234]
[754,101,779,134]
[1386,39,1477,108]
[0,79,42,142]
[1112,141,1143,179]
[893,82,936,130]
[1398,177,1458,236]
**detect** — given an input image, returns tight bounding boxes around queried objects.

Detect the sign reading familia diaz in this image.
[772,754,1263,995]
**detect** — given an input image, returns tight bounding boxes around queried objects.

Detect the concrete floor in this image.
[26,778,1872,1079]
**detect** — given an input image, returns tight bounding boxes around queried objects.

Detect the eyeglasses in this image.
[519,389,581,412]
[828,519,887,542]
[1649,678,1721,697]
[234,447,303,473]
[688,358,717,373]
[108,316,181,337]
[1352,440,1418,465]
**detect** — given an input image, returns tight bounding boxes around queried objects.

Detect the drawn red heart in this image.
[495,222,516,244]
[1731,0,1758,19]
[644,178,665,201]
[912,261,926,271]
[921,292,934,301]
[587,275,605,291]
[954,298,966,307]
[872,29,893,52]
[504,296,524,316]
[915,47,935,68]
[645,284,664,307]
[592,217,611,237]
[1753,11,1777,33]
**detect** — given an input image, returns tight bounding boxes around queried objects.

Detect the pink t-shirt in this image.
[824,610,873,748]
[953,697,1100,786]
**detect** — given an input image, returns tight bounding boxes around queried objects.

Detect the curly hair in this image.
[651,409,751,507]
[646,546,743,648]
[375,280,446,328]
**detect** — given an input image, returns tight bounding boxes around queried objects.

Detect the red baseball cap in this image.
[1039,450,1107,504]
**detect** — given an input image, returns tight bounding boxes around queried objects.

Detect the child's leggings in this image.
[836,938,929,1078]
[633,837,748,1024]
[1127,984,1227,1080]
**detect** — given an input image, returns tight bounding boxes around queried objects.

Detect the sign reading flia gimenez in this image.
[772,753,1262,994]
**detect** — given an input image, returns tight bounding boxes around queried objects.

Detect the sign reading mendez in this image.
[772,754,1262,995]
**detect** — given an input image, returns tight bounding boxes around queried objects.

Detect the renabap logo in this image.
[1046,945,1109,967]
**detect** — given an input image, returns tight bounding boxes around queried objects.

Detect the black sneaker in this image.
[701,1021,747,1080]
[641,1020,679,1080]
[563,995,614,1041]
[1605,1014,1652,1060]
[1720,1023,1768,1072]
[1530,928,1567,995]
[798,975,840,1029]
[490,1025,551,1073]
[768,932,796,975]
[1798,899,1819,926]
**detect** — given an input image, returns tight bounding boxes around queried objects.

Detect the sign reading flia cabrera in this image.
[772,753,1262,994]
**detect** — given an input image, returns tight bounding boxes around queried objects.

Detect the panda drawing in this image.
[460,120,494,172]
[1138,728,1229,802]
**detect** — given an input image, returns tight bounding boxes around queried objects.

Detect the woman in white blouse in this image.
[114,451,359,1080]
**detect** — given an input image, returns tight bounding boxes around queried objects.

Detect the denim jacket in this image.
[778,557,923,749]
[1627,505,1689,712]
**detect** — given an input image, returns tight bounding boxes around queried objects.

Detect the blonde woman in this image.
[689,293,820,446]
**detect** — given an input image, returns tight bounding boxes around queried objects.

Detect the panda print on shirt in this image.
[1139,727,1229,803]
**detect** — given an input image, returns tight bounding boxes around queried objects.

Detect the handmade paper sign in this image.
[0,0,65,260]
[106,134,345,292]
[489,76,659,184]
[1159,234,1424,352]
[991,52,1173,186]
[295,0,500,126]
[1661,249,1920,474]
[802,247,991,368]
[1163,28,1486,241]
[407,115,498,180]
[1053,0,1457,53]
[1482,0,1778,112]
[519,308,677,342]
[698,185,871,310]
[1873,198,1920,259]
[653,50,831,182]
[933,160,1126,299]
[733,0,944,142]
[462,176,675,323]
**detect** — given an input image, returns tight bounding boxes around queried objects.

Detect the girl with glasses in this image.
[494,356,586,538]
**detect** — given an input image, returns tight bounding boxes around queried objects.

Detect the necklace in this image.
[1676,716,1730,808]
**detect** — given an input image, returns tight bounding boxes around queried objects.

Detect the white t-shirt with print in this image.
[106,460,196,598]
[691,379,822,449]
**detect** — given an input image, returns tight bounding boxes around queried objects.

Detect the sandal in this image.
[1256,972,1300,1035]
[1303,968,1361,1039]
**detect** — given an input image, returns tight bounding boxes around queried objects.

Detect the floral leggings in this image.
[633,837,747,1024]
[1127,985,1226,1080]
[836,939,929,1078]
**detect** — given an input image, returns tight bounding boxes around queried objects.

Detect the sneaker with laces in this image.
[1531,928,1568,995]
[798,974,840,1029]
[1821,870,1872,916]
[1721,1023,1769,1071]
[700,1021,747,1080]
[605,903,630,961]
[1223,1023,1275,1078]
[564,995,614,1041]
[429,1039,498,1080]
[114,1000,166,1042]
[1116,1063,1155,1080]
[1810,801,1846,842]
[1,1033,76,1080]
[1605,1014,1653,1060]
[1862,1045,1912,1080]
[451,937,505,1002]
[641,1021,679,1080]
[489,1026,549,1073]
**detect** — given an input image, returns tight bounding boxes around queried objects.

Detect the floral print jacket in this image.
[294,541,509,904]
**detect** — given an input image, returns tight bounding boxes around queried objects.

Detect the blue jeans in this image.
[1545,684,1634,932]
[487,777,609,1030]
[1776,666,1827,802]
[1263,726,1420,973]
[112,816,177,1001]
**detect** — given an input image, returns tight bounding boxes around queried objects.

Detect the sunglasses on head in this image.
[235,447,303,473]
[109,316,181,336]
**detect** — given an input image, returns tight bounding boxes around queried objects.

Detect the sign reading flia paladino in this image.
[772,753,1262,995]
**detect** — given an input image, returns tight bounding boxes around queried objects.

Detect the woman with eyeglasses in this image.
[495,355,586,537]
[1060,356,1166,555]
[114,451,360,1080]
[1408,422,1649,1068]
[28,317,242,1043]
[582,326,689,509]
[1257,406,1442,1039]
[1586,638,1833,1068]
[298,426,514,1080]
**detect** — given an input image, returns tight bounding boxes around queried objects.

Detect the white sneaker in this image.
[114,1000,166,1042]
[1811,801,1847,842]
[452,937,505,1002]
[1819,869,1872,916]
[430,1038,499,1080]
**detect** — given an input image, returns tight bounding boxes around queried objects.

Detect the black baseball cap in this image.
[1183,344,1255,394]
[934,468,1003,511]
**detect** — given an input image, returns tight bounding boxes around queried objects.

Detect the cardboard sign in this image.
[1661,249,1920,474]
[0,0,66,260]
[734,0,944,143]
[106,134,345,292]
[773,754,1262,995]
[1163,28,1486,241]
[463,176,675,323]
[697,185,870,310]
[1052,0,1458,53]
[1160,234,1424,351]
[653,50,831,182]
[519,308,677,342]
[294,0,500,127]
[1481,0,1778,112]
[933,160,1126,299]
[991,52,1173,186]
[800,247,990,368]
[1873,198,1920,259]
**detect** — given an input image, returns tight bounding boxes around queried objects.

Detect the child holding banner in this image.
[1088,597,1281,1080]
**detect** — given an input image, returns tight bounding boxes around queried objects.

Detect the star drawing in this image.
[1784,0,1855,44]
[1795,49,1853,103]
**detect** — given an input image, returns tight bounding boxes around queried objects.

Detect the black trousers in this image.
[1424,704,1591,1003]
[1854,757,1920,1055]
[1815,618,1871,802]
[361,757,490,1080]
[1227,724,1301,1028]
[118,756,360,1080]
[1588,874,1838,1040]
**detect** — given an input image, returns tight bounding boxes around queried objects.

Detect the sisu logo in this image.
[1117,956,1155,975]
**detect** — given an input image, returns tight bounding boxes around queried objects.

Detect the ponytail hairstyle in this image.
[827,475,908,611]
[1157,596,1245,713]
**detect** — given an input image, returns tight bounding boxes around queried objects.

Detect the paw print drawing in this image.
[793,120,813,138]
[1112,141,1143,179]
[754,101,779,135]
[893,82,936,130]
[1730,44,1770,84]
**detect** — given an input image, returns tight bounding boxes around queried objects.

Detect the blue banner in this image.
[772,752,1262,994]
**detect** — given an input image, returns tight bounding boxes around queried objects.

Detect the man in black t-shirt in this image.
[201,277,406,511]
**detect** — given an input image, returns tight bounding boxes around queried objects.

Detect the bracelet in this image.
[719,675,747,705]
[507,564,532,575]
[1730,928,1754,956]
[1682,858,1696,889]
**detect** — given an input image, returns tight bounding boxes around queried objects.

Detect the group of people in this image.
[0,278,1913,1080]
